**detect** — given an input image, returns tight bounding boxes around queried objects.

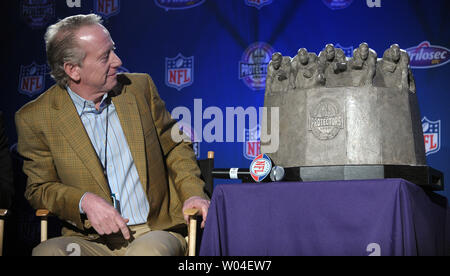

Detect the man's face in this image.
[75,24,122,94]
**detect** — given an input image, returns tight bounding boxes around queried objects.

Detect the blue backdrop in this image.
[1,1,449,221]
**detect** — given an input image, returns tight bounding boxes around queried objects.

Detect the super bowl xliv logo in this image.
[18,62,47,97]
[322,0,354,10]
[94,0,120,19]
[239,42,275,91]
[245,0,273,9]
[155,0,205,11]
[21,0,55,29]
[422,117,441,156]
[244,124,261,160]
[166,53,194,91]
[406,41,450,69]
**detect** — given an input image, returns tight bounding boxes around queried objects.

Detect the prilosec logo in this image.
[239,42,275,91]
[250,154,272,182]
[406,41,450,69]
[155,0,205,11]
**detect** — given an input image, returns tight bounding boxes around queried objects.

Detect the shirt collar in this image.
[66,86,110,115]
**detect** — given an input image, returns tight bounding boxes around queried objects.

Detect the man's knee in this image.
[125,231,186,256]
[32,238,72,256]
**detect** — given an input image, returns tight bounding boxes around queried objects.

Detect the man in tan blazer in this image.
[15,14,209,256]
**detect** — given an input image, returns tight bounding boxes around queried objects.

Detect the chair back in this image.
[197,151,214,198]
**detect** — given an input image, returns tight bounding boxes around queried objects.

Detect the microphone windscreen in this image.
[270,166,285,182]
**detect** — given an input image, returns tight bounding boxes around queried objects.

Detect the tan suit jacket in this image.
[15,73,206,238]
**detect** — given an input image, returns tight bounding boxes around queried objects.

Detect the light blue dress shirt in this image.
[67,87,149,226]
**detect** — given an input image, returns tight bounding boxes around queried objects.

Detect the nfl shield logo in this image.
[166,53,194,91]
[422,117,441,156]
[244,124,261,160]
[245,0,273,9]
[250,154,272,182]
[94,0,120,19]
[18,62,47,97]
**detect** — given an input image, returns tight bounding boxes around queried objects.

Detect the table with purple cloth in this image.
[199,178,450,256]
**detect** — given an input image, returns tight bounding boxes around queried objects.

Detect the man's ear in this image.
[63,62,81,82]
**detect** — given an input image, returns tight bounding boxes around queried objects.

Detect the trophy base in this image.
[282,165,444,191]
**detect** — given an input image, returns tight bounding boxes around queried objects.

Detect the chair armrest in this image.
[183,208,200,256]
[0,209,8,256]
[35,209,50,242]
[0,209,8,217]
[36,209,50,217]
[207,151,214,159]
[183,208,200,217]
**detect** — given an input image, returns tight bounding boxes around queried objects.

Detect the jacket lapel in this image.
[112,86,148,193]
[52,86,111,197]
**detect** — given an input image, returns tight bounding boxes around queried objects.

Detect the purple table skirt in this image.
[199,178,449,256]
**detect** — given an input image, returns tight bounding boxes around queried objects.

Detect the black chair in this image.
[185,150,214,255]
[197,151,215,198]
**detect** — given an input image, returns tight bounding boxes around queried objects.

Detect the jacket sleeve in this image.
[145,75,209,203]
[15,111,86,230]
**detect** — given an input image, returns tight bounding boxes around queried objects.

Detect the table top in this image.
[200,178,449,256]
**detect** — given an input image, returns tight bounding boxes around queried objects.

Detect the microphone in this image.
[212,168,255,182]
[212,168,276,183]
[212,166,300,183]
[270,166,285,182]
[211,154,301,183]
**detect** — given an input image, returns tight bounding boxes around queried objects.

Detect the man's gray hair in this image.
[45,14,103,88]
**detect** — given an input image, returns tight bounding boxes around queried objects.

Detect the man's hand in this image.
[80,192,130,240]
[182,196,210,228]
